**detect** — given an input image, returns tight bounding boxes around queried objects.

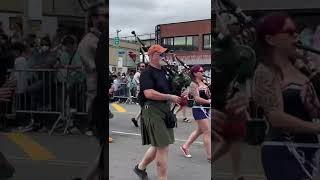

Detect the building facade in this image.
[121,33,156,48]
[156,19,211,69]
[109,38,140,74]
[0,0,90,40]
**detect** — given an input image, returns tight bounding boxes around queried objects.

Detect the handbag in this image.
[164,108,177,128]
[187,99,194,108]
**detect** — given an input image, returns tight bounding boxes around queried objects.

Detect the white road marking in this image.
[111,130,204,145]
[111,111,195,120]
[213,172,266,179]
[7,156,90,167]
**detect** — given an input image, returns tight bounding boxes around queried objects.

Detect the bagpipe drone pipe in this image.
[212,0,257,112]
[131,31,195,97]
[212,0,270,145]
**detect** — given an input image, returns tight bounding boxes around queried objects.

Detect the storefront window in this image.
[174,36,186,50]
[186,36,198,51]
[203,34,211,50]
[163,36,199,51]
[162,37,174,50]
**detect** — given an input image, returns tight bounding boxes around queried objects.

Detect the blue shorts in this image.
[261,144,316,180]
[192,108,209,120]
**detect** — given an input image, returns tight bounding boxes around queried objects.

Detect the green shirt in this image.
[56,52,86,86]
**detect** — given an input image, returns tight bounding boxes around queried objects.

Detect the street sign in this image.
[117,49,125,57]
[114,37,120,46]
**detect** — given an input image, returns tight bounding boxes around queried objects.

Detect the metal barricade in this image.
[6,68,87,135]
[112,83,137,104]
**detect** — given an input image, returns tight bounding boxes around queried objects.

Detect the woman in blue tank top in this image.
[253,12,320,180]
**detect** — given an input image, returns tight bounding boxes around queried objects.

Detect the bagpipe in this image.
[294,41,320,98]
[213,0,320,111]
[212,0,257,112]
[131,31,205,97]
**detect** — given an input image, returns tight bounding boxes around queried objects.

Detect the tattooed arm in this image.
[190,82,210,105]
[253,64,320,134]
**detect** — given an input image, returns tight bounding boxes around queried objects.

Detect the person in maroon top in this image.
[213,92,249,180]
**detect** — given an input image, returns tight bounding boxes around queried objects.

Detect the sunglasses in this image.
[159,53,166,57]
[197,70,204,73]
[278,28,297,36]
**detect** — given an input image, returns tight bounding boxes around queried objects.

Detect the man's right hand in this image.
[170,95,181,104]
[0,88,14,102]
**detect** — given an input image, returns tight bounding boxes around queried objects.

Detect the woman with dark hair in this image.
[253,12,320,179]
[180,65,211,161]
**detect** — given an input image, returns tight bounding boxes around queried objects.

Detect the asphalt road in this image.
[109,103,267,180]
[109,103,211,180]
[0,130,101,180]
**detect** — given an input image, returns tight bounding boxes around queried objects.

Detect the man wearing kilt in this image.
[133,44,183,180]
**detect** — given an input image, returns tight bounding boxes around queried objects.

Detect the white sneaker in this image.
[85,131,93,136]
[180,146,192,158]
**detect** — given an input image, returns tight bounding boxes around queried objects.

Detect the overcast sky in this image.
[109,0,211,38]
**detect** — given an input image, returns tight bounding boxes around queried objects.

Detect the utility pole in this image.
[116,29,121,37]
[115,29,122,72]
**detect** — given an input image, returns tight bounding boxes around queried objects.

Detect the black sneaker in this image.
[131,118,139,127]
[133,164,147,179]
[109,111,114,119]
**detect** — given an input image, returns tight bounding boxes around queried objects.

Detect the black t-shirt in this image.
[139,65,172,104]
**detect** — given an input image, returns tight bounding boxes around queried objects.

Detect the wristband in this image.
[165,94,171,101]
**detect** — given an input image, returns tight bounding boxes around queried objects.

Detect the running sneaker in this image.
[180,146,192,158]
[131,118,139,127]
[133,164,148,179]
[85,130,93,136]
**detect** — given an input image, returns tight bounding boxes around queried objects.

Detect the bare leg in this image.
[156,145,169,180]
[135,111,141,120]
[182,127,202,149]
[197,119,211,159]
[212,141,231,162]
[175,105,183,114]
[230,141,242,179]
[182,107,187,119]
[138,146,157,170]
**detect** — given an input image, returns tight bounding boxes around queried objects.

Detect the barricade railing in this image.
[111,83,138,104]
[4,68,87,135]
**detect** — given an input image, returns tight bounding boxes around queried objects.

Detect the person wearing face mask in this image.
[31,36,56,68]
[24,36,57,132]
[54,35,85,133]
[11,42,30,109]
[133,44,185,180]
[77,3,107,137]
